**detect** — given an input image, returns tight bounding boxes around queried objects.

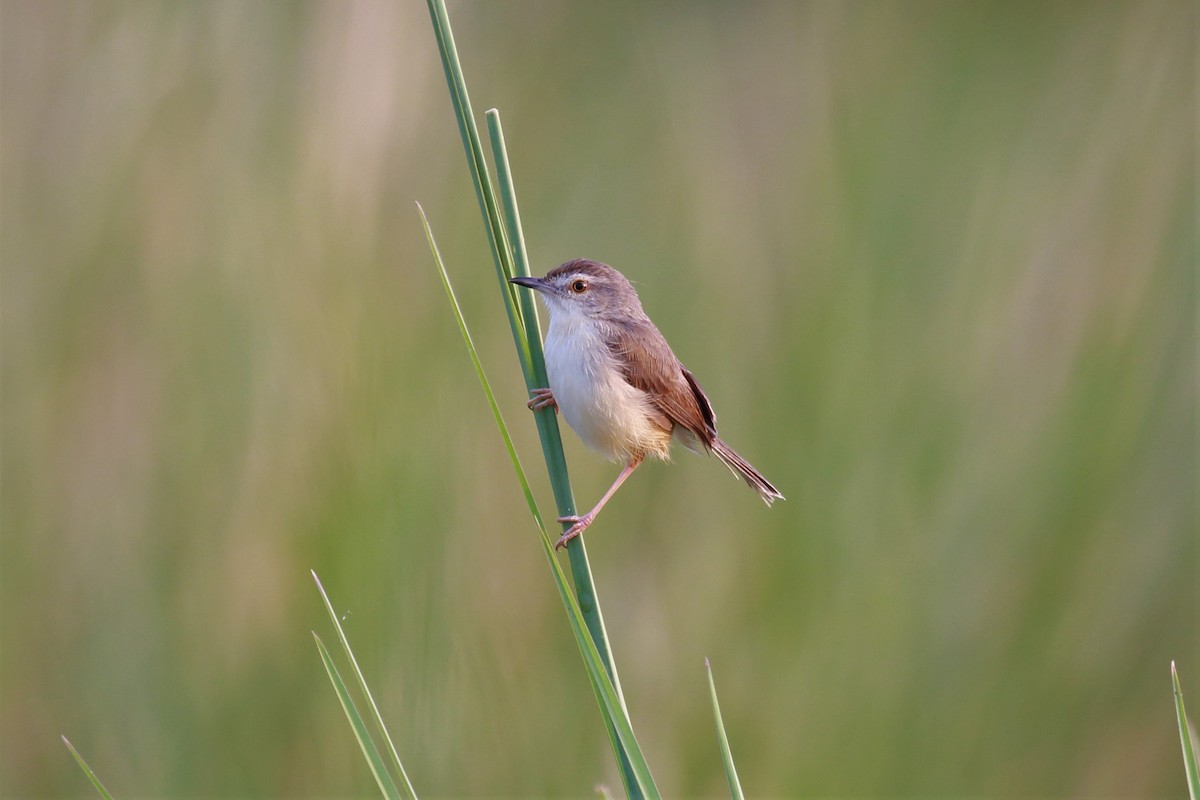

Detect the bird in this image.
[510,259,783,549]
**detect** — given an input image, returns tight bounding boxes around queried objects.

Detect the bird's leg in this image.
[527,387,557,412]
[555,454,644,549]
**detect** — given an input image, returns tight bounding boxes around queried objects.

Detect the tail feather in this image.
[711,438,784,506]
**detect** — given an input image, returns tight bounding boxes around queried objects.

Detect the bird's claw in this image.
[527,387,558,412]
[554,513,592,549]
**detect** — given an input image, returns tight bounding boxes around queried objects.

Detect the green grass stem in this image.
[313,632,404,799]
[313,571,418,799]
[705,659,746,800]
[61,736,115,800]
[484,108,637,781]
[423,0,520,354]
[1173,662,1199,799]
[420,206,659,797]
[424,1,642,795]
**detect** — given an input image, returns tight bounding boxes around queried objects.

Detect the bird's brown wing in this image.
[606,319,718,447]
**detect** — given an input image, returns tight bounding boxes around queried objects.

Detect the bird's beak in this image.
[509,275,548,292]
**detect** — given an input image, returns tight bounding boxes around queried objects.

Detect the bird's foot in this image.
[527,387,557,412]
[554,512,595,549]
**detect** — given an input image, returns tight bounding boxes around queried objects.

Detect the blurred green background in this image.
[2,1,1195,797]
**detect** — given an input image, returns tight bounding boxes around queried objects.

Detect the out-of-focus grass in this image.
[1,1,1193,796]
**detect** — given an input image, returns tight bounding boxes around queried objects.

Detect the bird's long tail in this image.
[711,438,785,506]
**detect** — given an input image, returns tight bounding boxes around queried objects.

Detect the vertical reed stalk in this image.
[424,1,645,795]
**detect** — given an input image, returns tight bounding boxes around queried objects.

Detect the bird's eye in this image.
[571,279,588,293]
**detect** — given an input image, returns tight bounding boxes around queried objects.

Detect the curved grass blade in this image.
[417,203,543,526]
[1174,661,1199,800]
[420,206,659,798]
[61,736,115,800]
[312,571,418,799]
[314,632,403,799]
[704,659,745,800]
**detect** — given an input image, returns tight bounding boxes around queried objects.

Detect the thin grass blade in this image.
[313,632,403,799]
[312,571,418,798]
[418,204,544,526]
[421,208,659,797]
[485,110,541,350]
[1174,661,1199,799]
[704,659,745,800]
[61,736,115,800]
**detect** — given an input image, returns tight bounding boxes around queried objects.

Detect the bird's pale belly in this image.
[544,320,673,462]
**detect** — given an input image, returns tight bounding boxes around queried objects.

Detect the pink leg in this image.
[528,387,557,412]
[555,455,644,549]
